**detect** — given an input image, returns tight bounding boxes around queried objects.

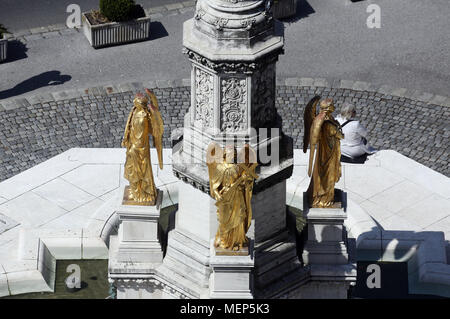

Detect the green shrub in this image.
[99,0,137,22]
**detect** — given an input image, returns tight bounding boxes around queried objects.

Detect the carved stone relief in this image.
[220,77,248,132]
[252,63,276,128]
[194,68,215,128]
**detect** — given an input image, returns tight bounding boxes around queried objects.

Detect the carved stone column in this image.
[174,0,290,191]
[164,0,300,298]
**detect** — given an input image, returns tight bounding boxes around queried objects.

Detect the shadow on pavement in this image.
[0,70,71,100]
[3,40,28,63]
[149,21,169,41]
[282,0,315,23]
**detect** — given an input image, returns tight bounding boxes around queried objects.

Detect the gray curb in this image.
[1,76,450,112]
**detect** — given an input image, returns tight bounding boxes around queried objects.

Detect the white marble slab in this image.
[344,166,405,200]
[0,213,19,235]
[0,192,68,228]
[82,237,109,259]
[359,199,395,223]
[345,190,366,205]
[0,273,9,297]
[378,214,422,232]
[396,194,450,230]
[42,199,105,229]
[67,148,125,164]
[369,180,432,213]
[32,178,96,211]
[0,150,82,200]
[61,164,121,197]
[425,215,450,239]
[379,150,450,199]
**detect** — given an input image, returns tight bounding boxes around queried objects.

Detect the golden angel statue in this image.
[303,97,344,208]
[206,143,258,252]
[121,89,164,206]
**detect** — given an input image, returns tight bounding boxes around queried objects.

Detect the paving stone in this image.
[442,98,450,108]
[313,78,328,87]
[428,95,447,105]
[340,80,354,89]
[23,34,43,42]
[166,3,184,11]
[352,81,370,91]
[47,24,66,32]
[285,78,299,86]
[12,30,31,37]
[391,88,408,98]
[149,5,168,13]
[29,27,49,34]
[298,77,314,87]
[41,31,61,39]
[179,7,195,14]
[182,0,197,7]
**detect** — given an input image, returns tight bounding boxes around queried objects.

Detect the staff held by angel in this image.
[303,97,344,208]
[206,143,258,252]
[122,89,164,206]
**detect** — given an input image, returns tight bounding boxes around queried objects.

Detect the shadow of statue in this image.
[149,21,169,41]
[3,39,28,63]
[0,70,71,100]
[281,0,316,24]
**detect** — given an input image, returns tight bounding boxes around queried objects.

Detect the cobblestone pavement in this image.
[0,84,448,182]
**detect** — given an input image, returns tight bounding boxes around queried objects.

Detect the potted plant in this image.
[0,24,8,63]
[82,0,151,49]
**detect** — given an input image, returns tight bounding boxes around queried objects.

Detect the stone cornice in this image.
[182,47,283,74]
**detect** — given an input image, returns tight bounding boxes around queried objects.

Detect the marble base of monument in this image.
[302,192,349,265]
[209,240,254,299]
[115,187,164,264]
[298,191,356,298]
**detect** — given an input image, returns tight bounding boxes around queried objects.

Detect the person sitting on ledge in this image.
[336,102,377,163]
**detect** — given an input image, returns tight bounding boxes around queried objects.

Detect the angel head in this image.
[224,145,237,164]
[319,98,335,113]
[133,93,148,109]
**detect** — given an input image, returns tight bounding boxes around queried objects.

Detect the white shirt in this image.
[335,115,367,147]
[335,115,376,157]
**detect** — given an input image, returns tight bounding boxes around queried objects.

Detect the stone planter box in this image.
[0,37,7,63]
[82,12,151,49]
[273,0,297,19]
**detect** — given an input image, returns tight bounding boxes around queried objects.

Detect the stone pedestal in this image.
[302,191,349,266]
[115,188,164,263]
[108,187,166,299]
[298,190,356,299]
[209,240,254,299]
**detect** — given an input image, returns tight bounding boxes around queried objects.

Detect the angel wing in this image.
[237,144,258,230]
[121,106,134,148]
[206,142,224,198]
[303,95,321,153]
[237,144,258,178]
[145,89,164,170]
[303,96,321,177]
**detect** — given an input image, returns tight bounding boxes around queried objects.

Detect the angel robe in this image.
[122,105,157,203]
[210,162,252,250]
[308,115,342,208]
